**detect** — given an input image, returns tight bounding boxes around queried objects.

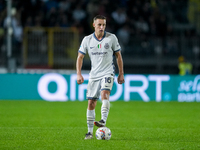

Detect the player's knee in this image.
[88,100,96,110]
[101,90,110,100]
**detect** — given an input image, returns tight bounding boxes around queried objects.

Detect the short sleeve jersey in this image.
[79,31,121,80]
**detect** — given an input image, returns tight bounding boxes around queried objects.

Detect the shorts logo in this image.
[104,43,109,49]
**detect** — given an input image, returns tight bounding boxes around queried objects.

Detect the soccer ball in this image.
[95,127,112,140]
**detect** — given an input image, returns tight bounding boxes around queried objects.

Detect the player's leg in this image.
[85,79,101,139]
[94,90,110,127]
[94,76,114,127]
[85,99,97,139]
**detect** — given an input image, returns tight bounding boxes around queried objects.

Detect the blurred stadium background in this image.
[0,0,199,74]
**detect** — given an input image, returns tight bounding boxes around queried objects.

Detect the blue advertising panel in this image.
[0,73,200,102]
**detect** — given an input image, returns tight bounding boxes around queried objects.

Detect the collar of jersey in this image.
[93,31,106,42]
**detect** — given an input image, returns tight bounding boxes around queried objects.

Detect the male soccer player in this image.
[76,15,125,140]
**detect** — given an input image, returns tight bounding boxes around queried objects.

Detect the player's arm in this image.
[115,51,125,84]
[76,52,85,84]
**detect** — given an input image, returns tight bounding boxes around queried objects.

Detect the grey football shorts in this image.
[87,75,114,100]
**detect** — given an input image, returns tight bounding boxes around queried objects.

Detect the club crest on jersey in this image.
[104,43,109,49]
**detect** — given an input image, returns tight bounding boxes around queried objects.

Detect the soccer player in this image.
[76,15,125,140]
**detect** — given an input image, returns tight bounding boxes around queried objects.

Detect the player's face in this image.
[93,19,106,34]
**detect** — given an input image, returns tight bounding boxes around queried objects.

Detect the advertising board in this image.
[0,73,199,102]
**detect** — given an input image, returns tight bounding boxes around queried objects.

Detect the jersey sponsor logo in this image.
[104,43,109,49]
[90,47,95,49]
[91,52,107,55]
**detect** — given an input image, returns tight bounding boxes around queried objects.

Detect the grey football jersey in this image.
[79,31,121,80]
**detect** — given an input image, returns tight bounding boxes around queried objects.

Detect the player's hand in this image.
[77,74,84,84]
[117,74,125,84]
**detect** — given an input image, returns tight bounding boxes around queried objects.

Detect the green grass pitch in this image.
[0,100,200,150]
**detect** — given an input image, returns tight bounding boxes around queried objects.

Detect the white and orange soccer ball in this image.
[95,127,112,140]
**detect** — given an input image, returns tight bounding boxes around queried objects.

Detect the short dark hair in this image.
[93,15,106,22]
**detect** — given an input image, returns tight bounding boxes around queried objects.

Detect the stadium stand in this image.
[0,0,199,74]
